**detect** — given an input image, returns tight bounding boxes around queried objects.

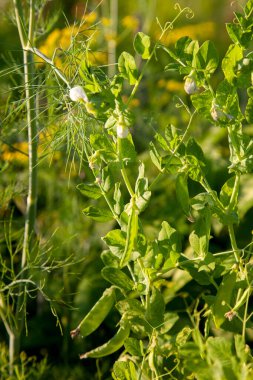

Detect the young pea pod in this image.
[70,286,115,339]
[80,322,130,359]
[120,197,138,268]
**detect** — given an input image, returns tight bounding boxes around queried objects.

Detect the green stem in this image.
[108,0,118,77]
[227,173,240,212]
[11,0,38,373]
[228,224,240,263]
[117,137,135,197]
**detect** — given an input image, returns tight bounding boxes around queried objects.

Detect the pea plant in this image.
[5,0,253,379]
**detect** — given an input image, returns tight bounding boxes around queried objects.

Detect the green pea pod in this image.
[70,287,115,339]
[80,323,130,359]
[120,197,138,268]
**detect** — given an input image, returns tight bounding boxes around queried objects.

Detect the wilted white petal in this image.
[69,86,88,102]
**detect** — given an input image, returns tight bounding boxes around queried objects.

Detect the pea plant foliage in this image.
[11,0,253,379]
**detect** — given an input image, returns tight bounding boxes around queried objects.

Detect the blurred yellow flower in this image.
[101,17,111,27]
[122,95,140,108]
[1,142,28,163]
[121,15,139,31]
[88,51,108,65]
[158,79,184,92]
[82,11,98,25]
[157,22,215,45]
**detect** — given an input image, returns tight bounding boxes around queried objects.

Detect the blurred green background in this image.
[0,0,252,379]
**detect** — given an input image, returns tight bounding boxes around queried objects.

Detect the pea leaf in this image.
[102,267,134,292]
[189,212,211,258]
[134,32,151,59]
[82,206,114,222]
[112,361,138,380]
[118,52,138,85]
[220,176,236,208]
[191,90,213,121]
[76,183,102,199]
[222,44,243,83]
[102,229,126,257]
[158,221,182,254]
[176,173,190,215]
[124,337,144,357]
[212,272,237,328]
[193,40,219,74]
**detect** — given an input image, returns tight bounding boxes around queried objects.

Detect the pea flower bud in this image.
[117,123,129,138]
[69,86,88,103]
[184,77,198,94]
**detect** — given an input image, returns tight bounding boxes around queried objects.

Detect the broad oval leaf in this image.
[118,52,138,85]
[82,206,114,222]
[77,183,102,199]
[134,32,151,59]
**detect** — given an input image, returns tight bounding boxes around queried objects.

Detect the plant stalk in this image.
[11,0,38,373]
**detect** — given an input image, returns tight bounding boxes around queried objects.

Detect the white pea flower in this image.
[243,58,250,66]
[184,76,198,95]
[69,86,88,103]
[210,102,224,121]
[117,123,129,138]
[211,100,233,122]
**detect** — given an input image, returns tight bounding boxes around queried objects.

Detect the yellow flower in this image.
[157,22,215,45]
[166,80,184,92]
[83,11,98,25]
[101,17,111,27]
[121,15,139,31]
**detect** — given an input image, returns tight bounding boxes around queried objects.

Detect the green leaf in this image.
[113,360,138,380]
[222,44,243,83]
[160,312,179,334]
[186,137,206,166]
[134,32,151,59]
[176,173,190,215]
[101,165,115,192]
[102,229,126,257]
[118,52,138,85]
[118,134,137,164]
[82,206,114,222]
[76,183,102,199]
[102,267,134,292]
[113,182,124,216]
[116,299,145,317]
[189,212,211,258]
[245,89,253,123]
[120,197,139,267]
[212,272,237,328]
[158,221,182,254]
[90,134,116,162]
[135,163,151,212]
[193,40,219,74]
[191,90,213,121]
[124,338,144,357]
[149,142,162,171]
[220,176,236,208]
[110,75,124,97]
[101,250,119,267]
